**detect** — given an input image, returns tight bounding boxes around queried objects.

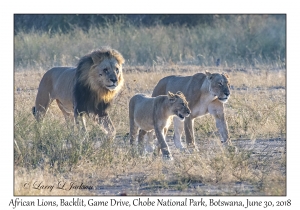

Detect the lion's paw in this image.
[225,145,238,154]
[186,144,199,153]
[221,140,238,154]
[161,148,173,161]
[162,154,173,161]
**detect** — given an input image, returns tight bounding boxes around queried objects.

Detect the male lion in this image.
[129,91,191,159]
[32,47,125,136]
[152,71,231,150]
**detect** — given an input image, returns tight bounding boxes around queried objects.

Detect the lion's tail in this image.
[32,106,36,116]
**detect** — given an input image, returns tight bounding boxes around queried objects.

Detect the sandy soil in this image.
[89,137,286,196]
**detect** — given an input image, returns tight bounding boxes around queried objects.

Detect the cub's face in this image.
[168,91,191,121]
[93,58,123,91]
[207,73,230,103]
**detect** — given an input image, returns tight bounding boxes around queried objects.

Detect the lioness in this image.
[129,91,191,159]
[32,47,124,136]
[152,71,231,150]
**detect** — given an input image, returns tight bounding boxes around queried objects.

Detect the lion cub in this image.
[129,91,191,159]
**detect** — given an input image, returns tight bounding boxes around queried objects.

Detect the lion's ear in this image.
[168,91,176,103]
[91,52,101,64]
[105,51,111,57]
[205,70,212,80]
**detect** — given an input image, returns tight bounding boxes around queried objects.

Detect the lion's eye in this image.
[116,68,119,74]
[218,83,222,86]
[103,68,108,74]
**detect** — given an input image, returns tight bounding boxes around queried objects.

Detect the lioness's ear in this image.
[222,72,229,79]
[168,91,176,103]
[205,70,212,80]
[176,91,183,96]
[168,91,175,98]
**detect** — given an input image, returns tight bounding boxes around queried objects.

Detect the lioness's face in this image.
[208,74,230,103]
[169,92,191,121]
[94,58,122,91]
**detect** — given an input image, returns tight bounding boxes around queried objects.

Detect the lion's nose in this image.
[110,78,117,83]
[224,92,230,96]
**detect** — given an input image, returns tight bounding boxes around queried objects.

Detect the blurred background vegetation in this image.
[14,14,286,71]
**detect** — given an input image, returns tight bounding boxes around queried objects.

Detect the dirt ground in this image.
[89,137,286,196]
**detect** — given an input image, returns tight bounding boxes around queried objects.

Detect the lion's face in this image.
[91,58,123,91]
[207,72,230,103]
[168,91,191,121]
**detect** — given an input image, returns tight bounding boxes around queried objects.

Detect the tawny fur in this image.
[33,47,125,136]
[129,91,190,159]
[152,71,231,150]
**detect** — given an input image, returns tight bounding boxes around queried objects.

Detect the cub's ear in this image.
[168,91,176,103]
[205,70,212,80]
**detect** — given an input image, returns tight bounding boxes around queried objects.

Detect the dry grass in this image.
[13,18,286,195]
[14,65,286,195]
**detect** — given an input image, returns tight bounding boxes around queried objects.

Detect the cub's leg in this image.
[129,122,140,157]
[144,131,155,153]
[129,120,139,146]
[173,116,185,150]
[129,98,138,146]
[138,129,147,155]
[184,117,197,149]
[155,127,172,160]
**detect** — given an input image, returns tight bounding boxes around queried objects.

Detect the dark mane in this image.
[73,80,111,117]
[73,49,110,117]
[76,54,93,78]
[73,47,124,117]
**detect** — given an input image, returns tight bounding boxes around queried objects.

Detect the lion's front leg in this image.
[154,126,172,160]
[98,114,116,139]
[208,101,231,145]
[73,111,89,146]
[74,111,87,133]
[214,116,230,144]
[215,117,230,143]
